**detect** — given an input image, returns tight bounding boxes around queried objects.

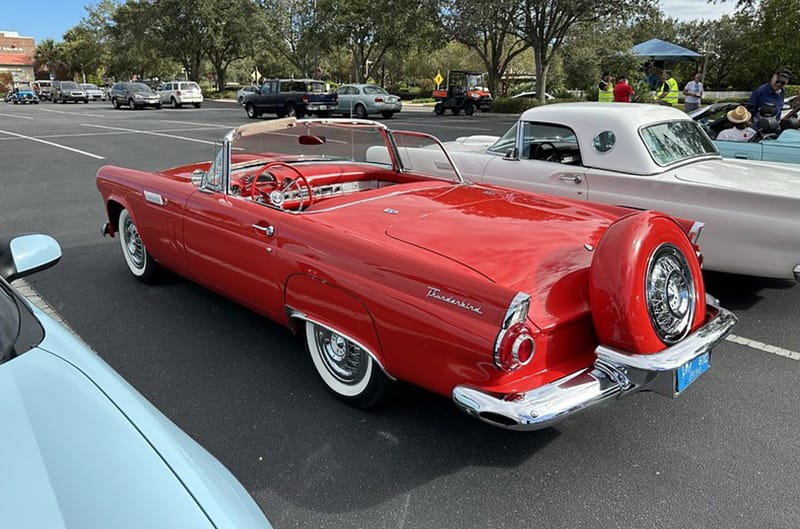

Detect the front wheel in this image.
[464,101,475,116]
[112,97,120,109]
[118,208,159,283]
[245,103,260,119]
[305,321,390,408]
[433,102,445,115]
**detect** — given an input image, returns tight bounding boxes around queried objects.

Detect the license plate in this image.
[676,352,710,392]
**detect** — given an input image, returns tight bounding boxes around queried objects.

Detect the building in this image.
[0,30,36,86]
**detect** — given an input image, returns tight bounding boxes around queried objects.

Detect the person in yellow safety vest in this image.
[598,72,614,102]
[657,70,679,106]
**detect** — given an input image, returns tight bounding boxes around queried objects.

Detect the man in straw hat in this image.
[716,105,756,142]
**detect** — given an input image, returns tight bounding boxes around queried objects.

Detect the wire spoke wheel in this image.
[305,321,390,407]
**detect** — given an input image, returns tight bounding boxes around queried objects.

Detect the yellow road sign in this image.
[434,72,443,88]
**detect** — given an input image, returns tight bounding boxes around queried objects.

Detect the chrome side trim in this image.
[286,308,396,381]
[452,295,737,431]
[143,190,166,206]
[794,264,799,282]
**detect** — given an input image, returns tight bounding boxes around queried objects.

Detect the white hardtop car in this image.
[447,102,800,281]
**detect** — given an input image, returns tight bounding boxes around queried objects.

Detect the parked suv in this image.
[33,80,53,101]
[81,83,106,101]
[158,80,203,108]
[109,82,162,110]
[52,80,89,104]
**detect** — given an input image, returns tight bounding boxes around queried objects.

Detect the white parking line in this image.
[726,334,800,360]
[159,119,231,128]
[81,123,216,145]
[0,113,34,120]
[0,129,105,159]
[38,107,105,118]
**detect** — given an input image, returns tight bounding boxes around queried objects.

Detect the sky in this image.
[3,0,741,45]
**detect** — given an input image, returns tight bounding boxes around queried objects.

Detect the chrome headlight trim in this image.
[645,243,695,344]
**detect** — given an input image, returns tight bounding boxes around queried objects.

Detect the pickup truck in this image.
[243,78,338,119]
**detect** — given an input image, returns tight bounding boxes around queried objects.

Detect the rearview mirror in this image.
[299,135,326,145]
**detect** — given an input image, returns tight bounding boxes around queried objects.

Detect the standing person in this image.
[683,72,704,112]
[613,74,635,102]
[657,70,679,106]
[598,72,614,102]
[716,105,756,142]
[748,69,791,123]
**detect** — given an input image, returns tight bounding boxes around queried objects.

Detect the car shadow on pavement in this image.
[702,270,797,311]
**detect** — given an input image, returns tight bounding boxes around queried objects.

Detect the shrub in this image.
[490,96,542,114]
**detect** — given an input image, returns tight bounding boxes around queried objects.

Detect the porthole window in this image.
[593,131,616,153]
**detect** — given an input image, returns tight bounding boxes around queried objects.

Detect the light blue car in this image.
[691,102,800,163]
[0,233,273,529]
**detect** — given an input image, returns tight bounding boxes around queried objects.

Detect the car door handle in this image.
[252,224,274,236]
[559,175,583,184]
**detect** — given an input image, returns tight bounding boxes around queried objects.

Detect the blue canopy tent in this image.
[631,38,702,62]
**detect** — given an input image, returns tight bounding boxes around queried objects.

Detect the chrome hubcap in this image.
[123,217,145,268]
[314,326,367,384]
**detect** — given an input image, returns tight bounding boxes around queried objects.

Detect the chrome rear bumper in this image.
[452,295,737,431]
[793,264,799,282]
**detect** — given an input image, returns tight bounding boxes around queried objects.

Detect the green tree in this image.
[34,39,66,79]
[438,0,528,95]
[323,0,440,84]
[204,0,263,89]
[515,0,659,104]
[62,26,106,82]
[156,0,209,82]
[259,0,327,77]
[106,0,172,80]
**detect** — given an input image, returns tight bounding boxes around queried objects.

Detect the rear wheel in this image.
[118,208,159,283]
[353,104,367,119]
[434,102,445,115]
[305,321,390,408]
[245,103,260,119]
[171,97,180,109]
[112,97,120,109]
[285,104,297,117]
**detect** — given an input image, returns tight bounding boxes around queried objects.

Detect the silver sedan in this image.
[334,84,402,119]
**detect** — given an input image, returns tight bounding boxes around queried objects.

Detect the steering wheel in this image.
[533,142,559,162]
[248,161,314,211]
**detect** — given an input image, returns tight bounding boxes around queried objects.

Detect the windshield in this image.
[61,82,79,89]
[487,122,518,156]
[640,120,717,166]
[210,119,460,194]
[82,83,100,90]
[129,83,152,93]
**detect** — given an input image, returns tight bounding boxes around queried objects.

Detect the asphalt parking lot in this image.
[1,100,798,529]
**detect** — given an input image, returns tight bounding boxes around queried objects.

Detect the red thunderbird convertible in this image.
[96,118,736,430]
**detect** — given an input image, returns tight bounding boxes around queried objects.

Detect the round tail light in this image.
[495,323,535,371]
